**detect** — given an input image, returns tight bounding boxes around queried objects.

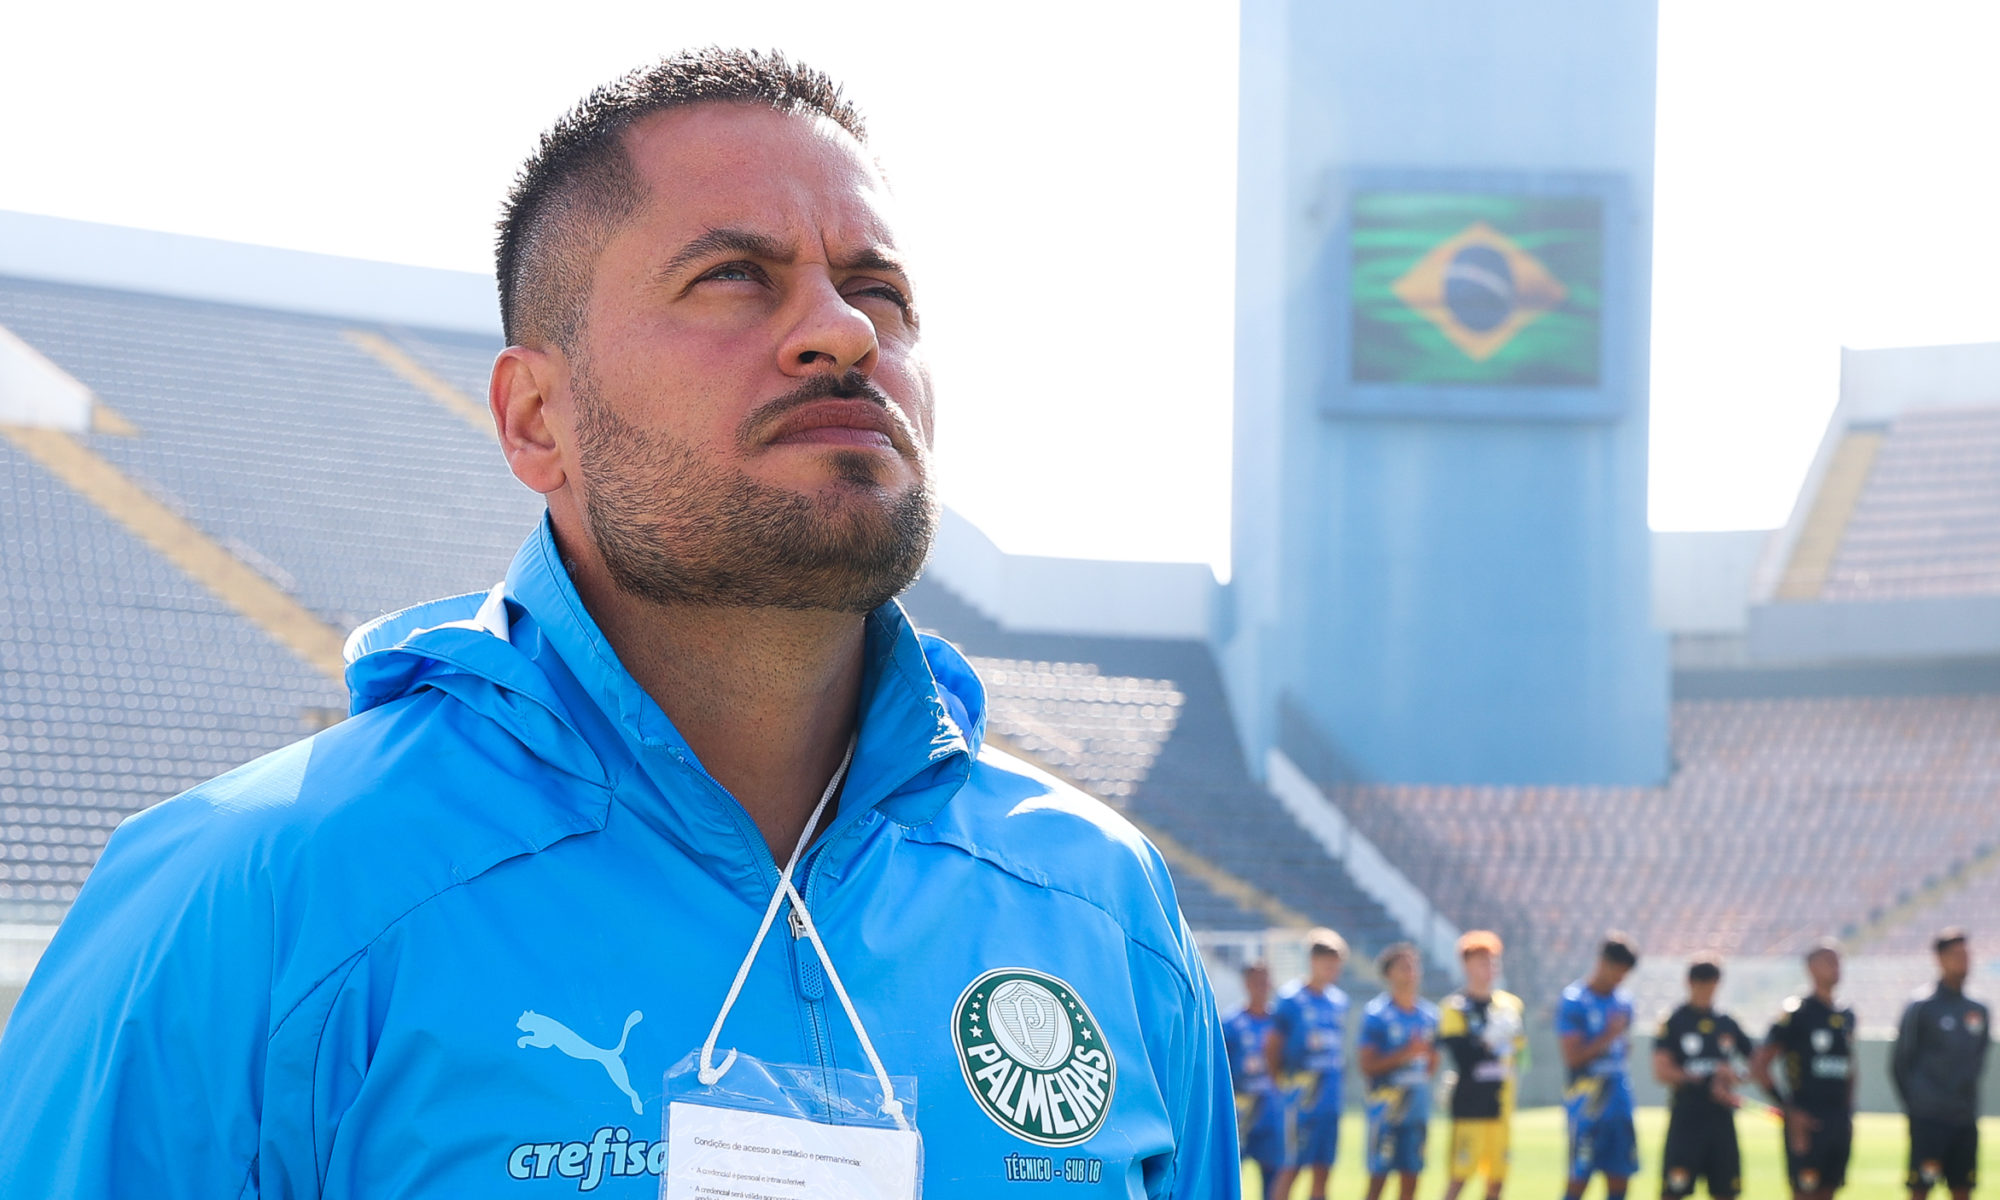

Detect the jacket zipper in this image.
[791,862,836,1099]
[668,747,840,1089]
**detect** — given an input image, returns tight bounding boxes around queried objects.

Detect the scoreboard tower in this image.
[1220,0,1669,785]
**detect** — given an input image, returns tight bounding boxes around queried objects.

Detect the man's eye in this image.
[849,283,913,313]
[699,263,762,284]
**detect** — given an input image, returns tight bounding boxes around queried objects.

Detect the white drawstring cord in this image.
[697,735,851,1087]
[695,734,906,1127]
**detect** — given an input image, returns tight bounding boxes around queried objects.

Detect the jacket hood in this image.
[340,517,988,829]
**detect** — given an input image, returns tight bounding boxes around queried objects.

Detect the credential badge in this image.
[954,968,1116,1146]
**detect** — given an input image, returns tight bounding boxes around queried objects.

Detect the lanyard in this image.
[694,734,909,1130]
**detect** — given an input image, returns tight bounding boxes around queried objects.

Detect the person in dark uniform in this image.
[1893,928,1991,1200]
[1752,939,1858,1200]
[1653,956,1752,1199]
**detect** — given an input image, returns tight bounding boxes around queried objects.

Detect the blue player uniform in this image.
[1359,992,1441,1176]
[1556,979,1641,1182]
[1272,980,1349,1167]
[1224,1007,1286,1178]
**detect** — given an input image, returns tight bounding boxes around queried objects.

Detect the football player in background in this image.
[1438,930,1526,1200]
[1357,942,1441,1200]
[1226,961,1289,1200]
[1653,955,1752,1199]
[1892,928,1990,1200]
[1752,939,1858,1200]
[1557,934,1642,1200]
[1267,927,1352,1200]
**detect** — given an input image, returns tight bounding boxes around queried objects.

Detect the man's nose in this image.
[777,277,878,376]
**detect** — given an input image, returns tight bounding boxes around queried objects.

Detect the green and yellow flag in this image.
[1351,191,1601,388]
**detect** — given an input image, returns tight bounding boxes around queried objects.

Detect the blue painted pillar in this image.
[1219,0,1669,785]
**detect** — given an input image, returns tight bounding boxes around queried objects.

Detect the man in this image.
[1556,934,1642,1200]
[1893,928,1991,1200]
[1357,943,1440,1200]
[1438,931,1527,1200]
[1268,927,1352,1200]
[0,50,1237,1197]
[1226,962,1288,1200]
[1752,939,1858,1200]
[1653,956,1752,1200]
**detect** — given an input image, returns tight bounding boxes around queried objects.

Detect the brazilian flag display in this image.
[1351,191,1602,388]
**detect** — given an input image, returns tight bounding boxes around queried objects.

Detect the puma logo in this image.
[517,1009,644,1114]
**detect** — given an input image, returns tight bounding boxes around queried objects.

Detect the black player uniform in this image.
[1766,994,1857,1194]
[1656,1004,1751,1197]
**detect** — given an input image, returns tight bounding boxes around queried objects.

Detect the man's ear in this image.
[491,345,570,495]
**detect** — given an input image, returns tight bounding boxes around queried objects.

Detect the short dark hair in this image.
[1600,933,1639,969]
[495,47,867,349]
[1376,941,1419,976]
[1935,927,1969,954]
[1687,956,1722,984]
[1806,936,1842,964]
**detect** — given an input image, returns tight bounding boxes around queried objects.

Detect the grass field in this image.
[1243,1107,2000,1199]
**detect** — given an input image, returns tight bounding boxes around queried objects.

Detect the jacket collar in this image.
[502,515,980,849]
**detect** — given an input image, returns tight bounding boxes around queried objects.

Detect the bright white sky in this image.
[5,1,1998,577]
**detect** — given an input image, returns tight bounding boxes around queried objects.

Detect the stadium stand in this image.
[1300,688,2000,1004]
[0,274,541,926]
[0,277,541,632]
[1821,405,2000,602]
[0,436,346,922]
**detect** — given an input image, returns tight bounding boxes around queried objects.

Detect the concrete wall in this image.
[1653,530,1769,635]
[923,507,1217,640]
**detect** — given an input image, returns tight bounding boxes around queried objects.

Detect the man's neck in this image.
[1465,988,1492,1004]
[1391,990,1419,1010]
[564,534,870,859]
[1813,985,1837,1006]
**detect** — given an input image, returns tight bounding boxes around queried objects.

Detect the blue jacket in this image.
[0,519,1237,1198]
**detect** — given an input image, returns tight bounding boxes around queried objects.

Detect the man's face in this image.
[559,102,936,611]
[1688,979,1718,1009]
[1309,950,1343,987]
[1940,941,1970,983]
[1243,966,1272,1009]
[1386,954,1418,992]
[1807,950,1842,990]
[1596,959,1633,991]
[1462,949,1496,994]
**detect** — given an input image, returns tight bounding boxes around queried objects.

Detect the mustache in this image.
[739,370,906,445]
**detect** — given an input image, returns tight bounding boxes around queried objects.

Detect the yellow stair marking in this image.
[90,403,140,437]
[987,733,1312,930]
[343,329,492,435]
[1,424,347,682]
[1776,430,1885,601]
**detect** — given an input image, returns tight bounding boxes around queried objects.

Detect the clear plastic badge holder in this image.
[659,735,922,1200]
[661,1052,921,1200]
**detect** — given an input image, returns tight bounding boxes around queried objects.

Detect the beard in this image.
[571,366,938,614]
